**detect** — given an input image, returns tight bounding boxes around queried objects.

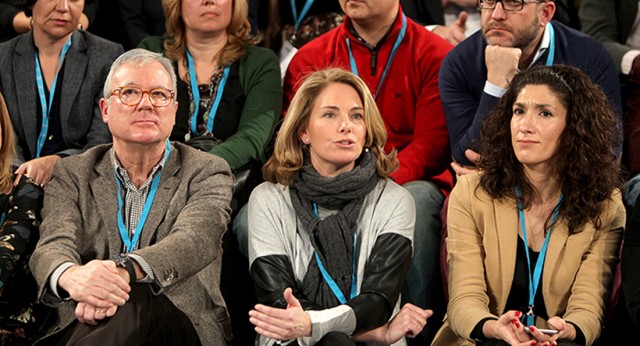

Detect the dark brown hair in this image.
[478,64,623,233]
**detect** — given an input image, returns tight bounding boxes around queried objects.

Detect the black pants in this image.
[39,284,201,346]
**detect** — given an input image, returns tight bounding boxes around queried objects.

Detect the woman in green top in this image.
[139,0,282,175]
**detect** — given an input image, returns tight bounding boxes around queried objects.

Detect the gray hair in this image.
[103,48,177,99]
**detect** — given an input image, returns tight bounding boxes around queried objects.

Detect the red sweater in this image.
[284,8,453,192]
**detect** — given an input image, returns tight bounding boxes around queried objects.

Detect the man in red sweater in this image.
[283,0,453,343]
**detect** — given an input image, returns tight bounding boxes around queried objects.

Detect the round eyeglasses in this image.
[110,86,175,107]
[478,0,546,12]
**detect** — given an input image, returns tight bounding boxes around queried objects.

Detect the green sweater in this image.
[139,37,282,171]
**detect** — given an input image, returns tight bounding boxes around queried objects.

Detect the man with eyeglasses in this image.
[28,49,234,345]
[439,0,622,174]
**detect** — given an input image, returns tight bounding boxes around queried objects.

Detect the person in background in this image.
[440,0,621,176]
[28,48,234,345]
[0,91,46,345]
[580,0,640,212]
[433,65,625,346]
[117,0,164,50]
[0,0,121,187]
[249,68,431,346]
[0,0,97,42]
[139,0,281,191]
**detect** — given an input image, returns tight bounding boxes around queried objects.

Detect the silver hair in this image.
[103,48,177,99]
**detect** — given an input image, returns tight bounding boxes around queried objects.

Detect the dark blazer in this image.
[0,30,121,163]
[29,143,234,344]
[580,0,639,72]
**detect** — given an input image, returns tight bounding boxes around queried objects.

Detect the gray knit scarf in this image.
[290,152,379,308]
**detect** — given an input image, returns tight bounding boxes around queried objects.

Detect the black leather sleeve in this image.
[347,233,412,333]
[250,254,323,310]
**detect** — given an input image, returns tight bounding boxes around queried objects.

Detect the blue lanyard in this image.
[346,13,406,99]
[515,186,563,326]
[186,50,230,136]
[291,0,314,31]
[545,23,555,67]
[114,139,171,253]
[34,36,72,158]
[312,202,358,304]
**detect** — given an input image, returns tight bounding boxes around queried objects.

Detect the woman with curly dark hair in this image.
[432,65,625,346]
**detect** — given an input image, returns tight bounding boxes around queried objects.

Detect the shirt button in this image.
[48,135,54,141]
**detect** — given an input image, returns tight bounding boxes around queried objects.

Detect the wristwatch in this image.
[112,254,136,284]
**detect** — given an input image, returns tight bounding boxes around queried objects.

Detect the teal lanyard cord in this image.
[186,50,230,136]
[346,13,406,99]
[114,139,171,253]
[34,36,72,158]
[312,202,358,304]
[291,0,314,31]
[515,185,563,326]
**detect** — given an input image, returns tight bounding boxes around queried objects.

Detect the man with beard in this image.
[439,0,622,173]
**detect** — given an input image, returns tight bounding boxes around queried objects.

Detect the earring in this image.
[364,147,369,152]
[304,138,310,144]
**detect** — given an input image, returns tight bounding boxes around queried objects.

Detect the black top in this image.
[31,61,66,159]
[172,61,245,143]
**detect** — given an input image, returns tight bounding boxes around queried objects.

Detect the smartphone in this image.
[525,327,559,335]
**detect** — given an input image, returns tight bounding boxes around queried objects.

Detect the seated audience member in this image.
[0,0,121,187]
[580,0,640,210]
[28,49,234,345]
[433,65,625,346]
[283,2,453,343]
[0,0,97,42]
[440,0,622,175]
[0,92,46,345]
[117,0,164,50]
[139,0,281,201]
[248,68,432,346]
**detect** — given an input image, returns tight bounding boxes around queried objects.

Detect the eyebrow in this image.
[514,101,557,109]
[319,105,364,112]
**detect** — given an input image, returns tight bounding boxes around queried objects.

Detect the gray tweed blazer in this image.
[29,142,234,344]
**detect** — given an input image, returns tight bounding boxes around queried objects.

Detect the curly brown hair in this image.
[478,64,623,233]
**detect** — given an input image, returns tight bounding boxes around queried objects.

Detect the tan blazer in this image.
[432,173,625,346]
[29,143,234,345]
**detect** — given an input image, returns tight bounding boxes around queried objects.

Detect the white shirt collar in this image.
[529,22,551,68]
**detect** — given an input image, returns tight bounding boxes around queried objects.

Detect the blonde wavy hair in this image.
[0,93,16,194]
[162,0,259,66]
[263,68,398,185]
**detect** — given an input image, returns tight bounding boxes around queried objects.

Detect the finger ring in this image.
[96,309,106,314]
[415,322,420,328]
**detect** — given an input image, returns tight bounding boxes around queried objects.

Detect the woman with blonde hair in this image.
[248,68,432,346]
[0,92,46,344]
[139,0,282,176]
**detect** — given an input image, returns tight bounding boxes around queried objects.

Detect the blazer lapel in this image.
[92,150,122,255]
[14,34,38,158]
[60,32,87,133]
[139,145,181,247]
